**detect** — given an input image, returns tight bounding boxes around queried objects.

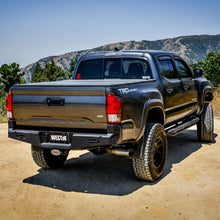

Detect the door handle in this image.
[166,88,173,95]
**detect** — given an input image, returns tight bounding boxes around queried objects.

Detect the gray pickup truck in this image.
[7,50,214,181]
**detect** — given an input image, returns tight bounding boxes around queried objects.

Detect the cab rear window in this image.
[75,58,152,80]
[76,59,103,79]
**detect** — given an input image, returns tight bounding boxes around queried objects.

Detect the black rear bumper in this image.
[8,120,121,150]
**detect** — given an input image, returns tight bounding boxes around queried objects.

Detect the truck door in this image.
[173,57,198,117]
[157,56,184,124]
[157,55,198,125]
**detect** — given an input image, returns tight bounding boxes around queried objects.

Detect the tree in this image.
[43,59,66,81]
[0,63,25,92]
[189,52,220,87]
[65,57,78,79]
[31,62,44,83]
[69,57,78,72]
[31,59,66,83]
[203,52,220,87]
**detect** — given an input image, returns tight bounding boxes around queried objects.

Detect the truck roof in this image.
[82,50,178,60]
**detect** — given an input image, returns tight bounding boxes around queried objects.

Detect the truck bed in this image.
[11,79,149,129]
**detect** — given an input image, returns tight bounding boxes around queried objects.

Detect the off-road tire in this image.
[132,123,167,181]
[31,145,69,169]
[197,103,214,142]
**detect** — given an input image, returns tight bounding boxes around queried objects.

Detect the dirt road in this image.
[0,120,220,220]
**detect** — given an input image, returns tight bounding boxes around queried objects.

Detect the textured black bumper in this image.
[8,120,122,150]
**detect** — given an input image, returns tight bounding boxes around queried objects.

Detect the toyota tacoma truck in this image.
[7,50,214,181]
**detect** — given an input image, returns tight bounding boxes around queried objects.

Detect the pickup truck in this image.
[7,50,214,181]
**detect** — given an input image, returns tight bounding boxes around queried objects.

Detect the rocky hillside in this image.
[23,34,220,82]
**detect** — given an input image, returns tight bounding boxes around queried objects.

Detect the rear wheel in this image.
[197,103,214,142]
[31,145,69,169]
[132,123,167,181]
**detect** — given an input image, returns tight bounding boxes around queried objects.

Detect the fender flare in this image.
[132,99,165,159]
[136,99,165,142]
[199,86,213,113]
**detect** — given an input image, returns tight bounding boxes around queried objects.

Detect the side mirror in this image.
[193,68,204,77]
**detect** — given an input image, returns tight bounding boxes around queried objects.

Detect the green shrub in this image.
[0,91,8,123]
[213,88,220,119]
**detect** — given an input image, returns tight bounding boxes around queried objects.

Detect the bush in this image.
[190,52,220,87]
[0,92,7,123]
[213,88,220,119]
[0,63,25,93]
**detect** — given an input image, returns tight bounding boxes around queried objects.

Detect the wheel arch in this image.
[199,86,214,113]
[131,99,165,160]
[136,99,165,143]
[147,107,165,125]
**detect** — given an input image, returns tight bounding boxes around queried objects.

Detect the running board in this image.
[166,117,199,136]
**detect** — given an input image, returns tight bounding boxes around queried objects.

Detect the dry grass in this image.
[213,88,220,119]
[0,93,7,123]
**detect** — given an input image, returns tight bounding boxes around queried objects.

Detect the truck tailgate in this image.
[11,82,107,129]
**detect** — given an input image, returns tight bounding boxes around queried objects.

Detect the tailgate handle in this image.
[47,98,65,106]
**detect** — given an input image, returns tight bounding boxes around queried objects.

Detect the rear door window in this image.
[174,59,193,78]
[159,59,177,79]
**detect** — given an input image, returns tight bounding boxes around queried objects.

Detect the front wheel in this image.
[132,123,168,181]
[197,103,214,142]
[31,145,69,169]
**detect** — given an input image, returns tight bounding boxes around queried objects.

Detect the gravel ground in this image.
[0,120,220,220]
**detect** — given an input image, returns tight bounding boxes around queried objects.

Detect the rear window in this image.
[75,58,152,80]
[76,59,103,79]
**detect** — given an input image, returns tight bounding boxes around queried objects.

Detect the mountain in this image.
[23,34,220,82]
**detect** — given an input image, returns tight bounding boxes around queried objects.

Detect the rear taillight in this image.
[7,93,14,119]
[106,94,122,123]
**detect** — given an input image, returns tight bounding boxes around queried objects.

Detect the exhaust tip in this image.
[51,149,61,156]
[107,148,132,157]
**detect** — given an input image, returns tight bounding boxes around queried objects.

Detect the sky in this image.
[0,0,220,67]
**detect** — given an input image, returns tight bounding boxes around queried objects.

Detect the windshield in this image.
[75,58,152,80]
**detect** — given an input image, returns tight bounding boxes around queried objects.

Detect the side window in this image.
[159,59,177,79]
[174,59,192,78]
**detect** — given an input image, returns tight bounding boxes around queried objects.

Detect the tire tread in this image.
[197,103,214,142]
[31,145,69,169]
[31,145,50,168]
[132,123,167,181]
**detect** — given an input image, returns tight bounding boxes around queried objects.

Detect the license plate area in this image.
[49,132,69,143]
